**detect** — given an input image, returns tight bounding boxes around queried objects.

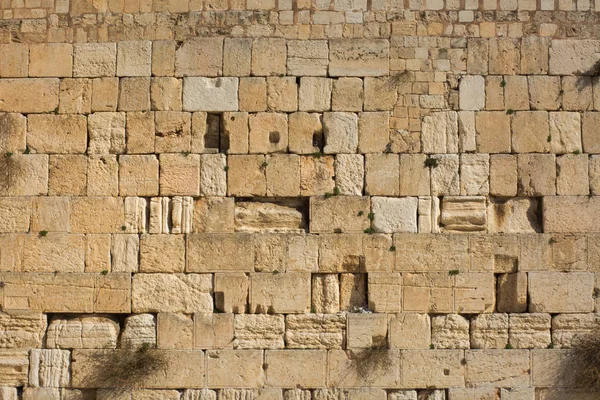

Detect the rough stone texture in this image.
[46,316,119,349]
[234,315,284,349]
[388,313,430,349]
[132,273,213,313]
[459,75,485,111]
[509,314,551,349]
[285,314,345,349]
[470,314,509,349]
[371,197,418,233]
[183,78,238,112]
[0,312,47,349]
[529,272,594,313]
[323,112,359,154]
[431,314,470,349]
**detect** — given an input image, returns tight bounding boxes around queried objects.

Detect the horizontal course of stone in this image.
[2,1,600,399]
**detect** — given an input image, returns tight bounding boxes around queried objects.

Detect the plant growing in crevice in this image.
[349,343,394,383]
[38,230,48,238]
[424,157,439,168]
[448,269,459,276]
[554,333,600,395]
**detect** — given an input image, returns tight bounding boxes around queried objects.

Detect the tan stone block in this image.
[365,154,399,195]
[529,272,594,313]
[27,114,87,154]
[556,154,588,195]
[329,39,389,77]
[465,349,530,387]
[335,154,364,196]
[366,272,400,312]
[85,234,111,272]
[469,235,518,273]
[110,234,139,273]
[401,350,464,388]
[28,349,70,387]
[157,313,193,349]
[118,155,158,196]
[504,75,529,111]
[87,155,118,196]
[0,349,28,385]
[70,197,124,234]
[118,77,150,111]
[332,78,363,112]
[358,112,389,154]
[460,75,485,111]
[489,39,520,75]
[511,111,550,153]
[0,44,28,78]
[398,154,429,196]
[497,272,527,313]
[328,349,400,387]
[467,39,489,74]
[59,78,92,114]
[224,38,252,77]
[215,272,249,313]
[430,154,460,196]
[364,77,398,111]
[250,272,311,314]
[551,314,600,348]
[310,197,370,234]
[487,197,541,234]
[252,38,286,76]
[300,156,335,196]
[21,233,84,272]
[285,314,345,349]
[0,198,31,233]
[92,77,119,112]
[194,313,234,349]
[470,314,509,349]
[132,273,212,313]
[517,154,555,196]
[485,76,504,111]
[0,154,48,196]
[339,273,367,311]
[323,112,359,154]
[222,112,249,154]
[475,111,511,153]
[116,41,151,77]
[528,76,560,111]
[233,314,283,349]
[29,43,72,77]
[509,313,551,349]
[249,112,288,153]
[347,313,387,349]
[239,78,267,112]
[531,349,574,387]
[362,234,393,272]
[431,314,469,349]
[455,272,495,313]
[562,76,593,111]
[0,113,26,153]
[150,77,182,111]
[159,153,200,196]
[139,234,184,273]
[387,313,430,350]
[583,112,600,153]
[228,155,266,196]
[460,154,489,196]
[155,111,191,152]
[199,154,226,196]
[125,112,155,154]
[267,77,298,112]
[0,79,59,113]
[73,43,116,77]
[299,77,332,112]
[489,154,517,197]
[265,350,326,388]
[252,233,287,273]
[288,112,322,154]
[311,274,340,313]
[151,40,175,77]
[520,36,549,74]
[548,112,582,154]
[447,388,499,400]
[193,197,235,233]
[287,40,329,76]
[88,112,126,154]
[175,38,223,77]
[0,311,47,349]
[206,350,263,388]
[402,272,453,313]
[187,233,253,273]
[46,316,119,349]
[394,233,468,272]
[72,349,204,388]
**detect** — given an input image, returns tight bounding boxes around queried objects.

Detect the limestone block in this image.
[399,154,430,196]
[1,79,58,114]
[235,202,304,233]
[531,349,574,388]
[288,112,322,154]
[367,273,401,312]
[422,111,458,154]
[87,155,118,196]
[590,156,600,195]
[0,154,48,196]
[475,111,511,153]
[215,273,249,313]
[206,350,263,388]
[27,114,87,154]
[335,154,364,196]
[249,272,311,314]
[402,273,453,313]
[329,39,389,77]
[332,78,364,112]
[441,196,486,233]
[155,111,191,153]
[465,350,530,387]
[117,41,151,77]
[371,197,417,233]
[504,76,528,111]
[556,155,589,195]
[285,314,345,349]
[92,77,119,112]
[267,77,298,112]
[457,111,476,153]
[328,349,401,387]
[239,78,267,112]
[358,112,389,154]
[497,273,528,313]
[484,76,504,111]
[460,154,489,195]
[253,234,287,273]
[224,38,252,77]
[516,154,556,196]
[265,350,327,388]
[549,39,600,75]
[72,349,204,388]
[562,76,593,111]
[175,38,223,77]
[249,112,288,153]
[489,155,517,197]
[455,273,495,313]
[489,38,520,74]
[300,155,335,196]
[509,314,551,349]
[221,112,248,154]
[194,313,234,349]
[323,112,360,154]
[157,313,194,349]
[120,314,156,349]
[70,197,124,234]
[298,77,332,112]
[187,234,253,272]
[73,43,116,77]
[0,312,46,349]
[471,314,509,349]
[499,388,534,400]
[287,40,328,76]
[543,196,600,233]
[46,316,119,349]
[228,155,267,196]
[0,44,28,78]
[529,272,594,312]
[284,389,310,400]
[582,112,600,153]
[29,349,70,387]
[469,234,519,273]
[252,38,286,76]
[528,76,560,111]
[132,273,213,313]
[312,274,340,313]
[151,77,182,111]
[364,77,398,111]
[401,350,464,388]
[118,77,151,111]
[0,113,25,153]
[85,235,111,273]
[159,154,200,196]
[511,111,549,153]
[431,314,469,349]
[521,36,549,74]
[467,39,488,74]
[215,389,257,400]
[29,43,72,77]
[459,75,484,111]
[347,313,387,349]
[88,112,127,154]
[233,315,283,349]
[362,234,393,272]
[547,112,582,154]
[183,78,238,112]
[0,197,31,233]
[47,155,86,196]
[20,233,84,273]
[430,154,459,196]
[388,313,430,349]
[124,112,154,154]
[340,273,367,311]
[365,154,399,196]
[118,155,158,196]
[151,40,175,77]
[487,198,541,234]
[394,233,468,272]
[447,388,499,400]
[199,154,226,196]
[310,197,370,234]
[0,350,28,385]
[0,387,17,400]
[139,234,185,273]
[552,314,600,348]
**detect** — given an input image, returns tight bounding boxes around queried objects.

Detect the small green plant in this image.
[357,211,364,217]
[549,237,557,244]
[506,109,515,115]
[324,191,334,199]
[547,342,554,349]
[389,245,396,252]
[312,151,322,158]
[429,344,435,349]
[101,270,109,275]
[424,157,439,168]
[333,186,340,196]
[181,151,191,157]
[121,225,127,231]
[364,227,375,234]
[5,152,13,157]
[500,79,507,87]
[547,135,552,143]
[448,269,460,276]
[573,149,582,155]
[505,343,513,349]
[23,147,30,154]
[38,230,48,237]
[261,161,269,168]
[272,270,280,274]
[223,165,229,171]
[367,212,375,221]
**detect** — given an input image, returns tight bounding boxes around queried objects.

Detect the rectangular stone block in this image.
[0,349,28,385]
[402,273,453,313]
[328,349,401,387]
[233,314,283,349]
[250,272,311,314]
[29,44,73,77]
[46,316,119,349]
[195,313,234,349]
[187,234,253,272]
[465,350,530,387]
[470,314,509,349]
[310,196,370,234]
[206,350,263,388]
[0,79,59,113]
[543,196,600,233]
[29,349,70,387]
[159,153,200,196]
[140,234,185,273]
[329,39,389,76]
[323,112,358,153]
[388,313,430,349]
[285,314,345,349]
[401,350,465,388]
[175,38,223,77]
[21,233,85,273]
[70,197,124,234]
[0,312,47,349]
[265,350,327,388]
[215,273,249,313]
[157,313,194,349]
[27,114,87,154]
[251,38,286,76]
[368,273,402,312]
[117,41,152,77]
[318,234,364,273]
[73,43,117,77]
[0,44,28,78]
[529,272,594,313]
[432,314,470,349]
[394,234,468,272]
[183,78,238,112]
[132,273,212,313]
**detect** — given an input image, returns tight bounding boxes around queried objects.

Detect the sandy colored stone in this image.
[252,38,286,76]
[118,77,150,111]
[193,197,233,233]
[504,75,529,111]
[70,197,124,234]
[0,154,48,196]
[475,111,511,153]
[489,38,520,74]
[465,349,530,387]
[73,43,117,77]
[132,273,212,313]
[285,314,345,349]
[298,77,332,112]
[371,197,417,233]
[487,197,541,233]
[517,154,555,196]
[0,197,31,233]
[0,349,28,385]
[529,272,594,313]
[288,112,322,154]
[399,154,430,196]
[27,114,87,154]
[421,111,458,154]
[175,38,223,77]
[364,77,398,111]
[358,112,389,153]
[235,202,304,233]
[249,112,288,154]
[497,272,528,313]
[400,350,464,388]
[388,313,430,349]
[489,154,517,197]
[28,43,72,78]
[431,314,469,349]
[239,78,267,112]
[267,77,297,112]
[394,233,468,272]
[151,77,182,111]
[92,77,119,112]
[228,155,266,196]
[215,273,249,313]
[151,40,175,77]
[29,349,70,387]
[200,154,227,196]
[312,274,340,313]
[562,76,593,111]
[183,77,238,112]
[58,78,92,114]
[332,78,363,112]
[287,40,328,76]
[548,112,582,154]
[309,196,369,234]
[20,233,84,273]
[339,273,367,311]
[335,154,364,196]
[528,76,560,111]
[323,112,359,154]
[224,38,252,77]
[195,313,234,349]
[430,154,459,196]
[363,234,393,272]
[549,39,600,75]
[0,113,26,153]
[509,313,551,349]
[187,233,253,272]
[329,39,389,77]
[157,313,194,349]
[556,154,588,196]
[222,112,249,154]
[0,312,46,349]
[250,272,311,314]
[119,155,159,196]
[87,155,118,196]
[233,314,283,349]
[159,153,200,196]
[402,272,453,313]
[459,75,485,111]
[140,234,185,273]
[365,154,399,196]
[117,41,151,77]
[0,44,28,78]
[328,349,400,387]
[206,350,263,388]
[543,196,600,233]
[471,314,509,349]
[521,36,549,74]
[265,350,327,388]
[441,196,486,232]
[300,156,335,196]
[46,316,119,349]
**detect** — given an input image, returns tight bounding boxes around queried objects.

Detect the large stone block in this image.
[0,350,28,385]
[0,312,47,349]
[431,314,470,349]
[73,44,117,77]
[0,79,59,113]
[28,349,70,387]
[46,316,119,349]
[287,40,329,76]
[228,155,267,197]
[430,154,460,196]
[470,314,509,349]
[517,154,556,196]
[465,350,530,387]
[233,315,283,349]
[543,196,600,233]
[487,198,541,234]
[117,41,152,77]
[394,234,468,272]
[549,39,600,75]
[88,112,126,154]
[119,155,159,196]
[29,44,73,77]
[371,197,418,233]
[159,153,200,196]
[249,272,311,314]
[215,273,249,313]
[368,272,401,312]
[0,113,26,153]
[140,234,185,273]
[529,272,594,312]
[175,38,223,77]
[475,111,511,153]
[21,233,85,273]
[249,112,289,153]
[187,234,253,272]
[252,38,286,76]
[459,75,485,111]
[194,313,234,349]
[206,350,263,388]
[0,44,28,78]
[0,197,31,233]
[328,350,401,387]
[401,350,464,388]
[312,274,340,313]
[27,114,87,154]
[265,350,327,388]
[157,313,194,349]
[309,196,370,234]
[329,39,389,76]
[388,313,430,349]
[183,78,238,112]
[440,196,486,233]
[285,314,345,349]
[509,314,551,349]
[70,197,124,233]
[132,273,213,313]
[299,77,332,112]
[335,154,364,196]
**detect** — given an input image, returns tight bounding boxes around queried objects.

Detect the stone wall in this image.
[0,0,600,399]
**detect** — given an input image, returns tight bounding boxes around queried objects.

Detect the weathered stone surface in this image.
[0,312,46,349]
[367,272,401,312]
[312,274,340,313]
[46,316,119,349]
[310,196,369,234]
[394,234,468,272]
[441,196,486,232]
[73,44,116,77]
[323,112,358,154]
[517,154,556,196]
[175,38,223,77]
[347,313,387,349]
[194,313,234,349]
[430,154,459,196]
[490,155,517,197]
[187,234,253,272]
[549,39,600,75]
[549,112,582,154]
[465,350,530,387]
[552,314,600,348]
[509,314,551,349]
[157,313,194,350]
[329,39,389,77]
[543,196,600,233]
[287,40,328,76]
[328,349,401,387]
[365,154,399,196]
[497,273,528,313]
[471,314,509,349]
[265,350,327,388]
[399,154,430,196]
[27,114,87,154]
[206,350,263,388]
[401,350,464,388]
[117,41,152,77]
[252,38,286,77]
[300,156,335,196]
[422,112,458,154]
[530,272,594,313]
[215,273,249,314]
[285,314,345,349]
[132,273,213,313]
[234,315,284,349]
[250,272,310,314]
[335,154,364,196]
[0,349,28,385]
[556,155,589,196]
[120,314,156,349]
[249,113,288,154]
[371,197,418,233]
[475,111,511,153]
[460,154,489,196]
[29,349,70,387]
[487,198,541,234]
[183,78,238,112]
[431,314,470,349]
[459,75,485,111]
[388,313,430,349]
